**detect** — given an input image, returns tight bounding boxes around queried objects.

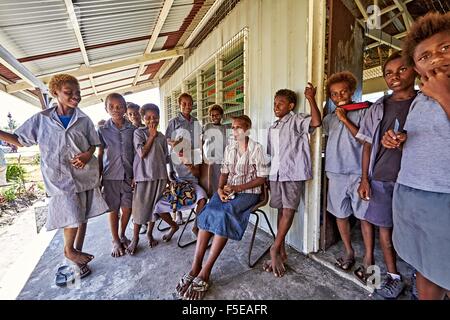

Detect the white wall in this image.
[160,0,315,252]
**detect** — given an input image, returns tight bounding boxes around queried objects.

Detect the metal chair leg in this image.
[248,209,276,268]
[157,216,171,232]
[177,209,197,248]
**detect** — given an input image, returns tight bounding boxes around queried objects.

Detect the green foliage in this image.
[37,182,45,191]
[1,185,17,202]
[33,153,41,165]
[6,164,25,182]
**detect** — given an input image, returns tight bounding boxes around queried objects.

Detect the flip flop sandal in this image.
[176,273,195,297]
[76,264,91,279]
[55,265,75,287]
[354,265,369,285]
[335,257,355,271]
[183,277,209,300]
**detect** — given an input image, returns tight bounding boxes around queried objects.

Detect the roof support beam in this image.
[7,47,185,93]
[78,80,159,108]
[63,0,98,96]
[365,28,403,51]
[393,0,414,31]
[0,44,47,93]
[365,31,407,50]
[132,0,174,86]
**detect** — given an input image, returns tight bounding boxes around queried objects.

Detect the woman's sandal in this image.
[183,277,209,300]
[176,273,195,297]
[334,257,355,271]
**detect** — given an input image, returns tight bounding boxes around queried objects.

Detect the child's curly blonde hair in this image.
[48,74,79,97]
[326,71,357,97]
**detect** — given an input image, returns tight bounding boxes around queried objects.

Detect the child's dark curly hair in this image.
[140,103,160,117]
[48,74,79,97]
[178,92,193,105]
[105,93,126,108]
[402,11,450,67]
[382,51,403,75]
[275,89,297,107]
[208,104,224,115]
[326,71,357,96]
[126,102,140,111]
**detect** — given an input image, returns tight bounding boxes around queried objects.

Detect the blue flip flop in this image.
[55,265,75,287]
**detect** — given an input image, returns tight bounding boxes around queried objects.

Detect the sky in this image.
[0,88,161,129]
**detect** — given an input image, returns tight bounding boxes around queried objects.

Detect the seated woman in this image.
[176,115,269,300]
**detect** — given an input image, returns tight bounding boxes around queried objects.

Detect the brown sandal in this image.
[353,265,369,285]
[335,257,355,271]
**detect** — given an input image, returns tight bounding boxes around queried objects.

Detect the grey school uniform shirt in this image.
[323,107,368,175]
[267,111,313,181]
[98,119,135,181]
[356,95,414,181]
[396,93,450,194]
[166,112,202,183]
[14,106,101,196]
[133,128,169,182]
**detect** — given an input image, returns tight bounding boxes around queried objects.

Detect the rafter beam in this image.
[355,0,369,20]
[393,0,414,31]
[63,0,98,96]
[7,47,185,93]
[365,31,407,50]
[365,28,402,50]
[0,44,48,95]
[358,0,413,23]
[132,0,174,86]
[78,79,159,108]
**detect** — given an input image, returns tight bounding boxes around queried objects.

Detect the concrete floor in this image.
[17,212,373,300]
[312,221,416,300]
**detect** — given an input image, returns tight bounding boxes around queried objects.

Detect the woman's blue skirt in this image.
[197,192,260,241]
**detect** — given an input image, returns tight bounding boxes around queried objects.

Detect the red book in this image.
[339,101,371,111]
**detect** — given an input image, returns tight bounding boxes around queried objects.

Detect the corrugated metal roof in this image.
[76,0,164,46]
[0,0,80,58]
[0,0,215,106]
[160,0,194,34]
[87,40,148,64]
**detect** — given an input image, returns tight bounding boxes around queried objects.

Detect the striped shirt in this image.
[221,138,269,194]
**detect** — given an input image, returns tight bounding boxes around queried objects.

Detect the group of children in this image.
[0,11,447,300]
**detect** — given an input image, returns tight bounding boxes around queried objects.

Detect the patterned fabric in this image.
[161,179,197,213]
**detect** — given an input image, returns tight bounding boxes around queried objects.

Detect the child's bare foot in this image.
[111,240,125,257]
[147,235,158,248]
[162,225,179,242]
[269,246,287,277]
[64,248,94,266]
[126,238,139,255]
[120,235,131,248]
[262,251,287,273]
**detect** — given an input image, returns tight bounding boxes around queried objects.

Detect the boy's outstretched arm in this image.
[304,82,322,127]
[0,130,23,147]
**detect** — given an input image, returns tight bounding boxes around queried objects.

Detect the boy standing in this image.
[323,71,370,273]
[98,93,136,257]
[356,51,417,297]
[265,85,321,277]
[202,104,227,192]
